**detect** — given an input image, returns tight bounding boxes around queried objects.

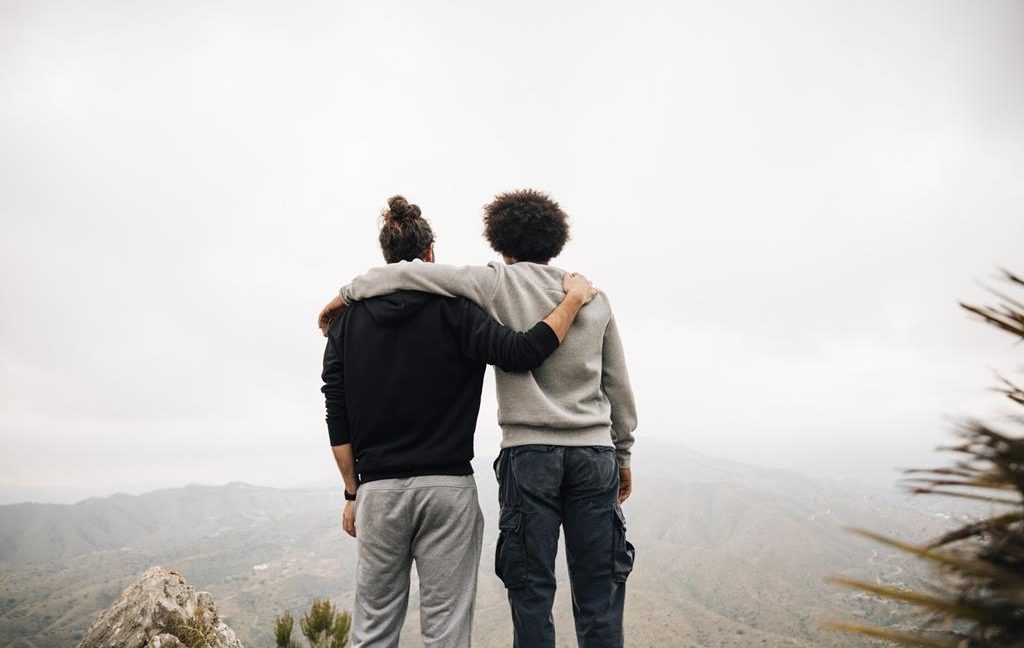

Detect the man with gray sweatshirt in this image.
[318,189,637,648]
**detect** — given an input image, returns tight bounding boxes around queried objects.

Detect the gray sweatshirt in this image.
[339,260,638,468]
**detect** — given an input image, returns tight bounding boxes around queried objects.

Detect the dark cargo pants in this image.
[493,445,636,648]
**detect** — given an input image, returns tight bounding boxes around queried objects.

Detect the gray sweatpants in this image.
[352,474,484,648]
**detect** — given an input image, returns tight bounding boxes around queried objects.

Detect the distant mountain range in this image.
[0,441,962,647]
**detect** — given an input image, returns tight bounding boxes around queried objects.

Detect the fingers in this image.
[562,272,598,302]
[318,296,347,337]
[342,502,357,537]
[319,313,335,337]
[318,309,331,337]
[618,482,631,503]
[577,275,597,303]
[318,306,337,337]
[618,468,632,503]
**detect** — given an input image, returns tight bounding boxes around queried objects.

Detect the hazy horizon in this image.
[0,437,909,505]
[3,0,1024,503]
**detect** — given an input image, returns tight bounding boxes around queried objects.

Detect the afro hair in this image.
[483,189,570,263]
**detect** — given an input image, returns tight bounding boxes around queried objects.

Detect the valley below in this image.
[0,441,962,647]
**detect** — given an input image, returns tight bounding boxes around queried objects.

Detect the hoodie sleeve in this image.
[339,260,501,311]
[455,299,560,372]
[321,317,352,446]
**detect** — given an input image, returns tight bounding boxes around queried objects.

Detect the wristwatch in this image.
[344,489,357,501]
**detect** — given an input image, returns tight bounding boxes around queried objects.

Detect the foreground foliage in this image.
[828,270,1024,647]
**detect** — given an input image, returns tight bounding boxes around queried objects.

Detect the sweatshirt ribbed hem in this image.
[500,424,614,450]
[499,424,633,467]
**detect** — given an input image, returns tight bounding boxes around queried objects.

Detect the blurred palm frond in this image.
[826,269,1024,648]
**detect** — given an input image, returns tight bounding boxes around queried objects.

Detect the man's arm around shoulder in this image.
[319,261,501,335]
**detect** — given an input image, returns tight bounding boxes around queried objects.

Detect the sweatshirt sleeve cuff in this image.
[328,420,352,446]
[615,449,631,469]
[528,321,561,357]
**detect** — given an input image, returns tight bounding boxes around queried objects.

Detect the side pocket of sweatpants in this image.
[495,507,527,589]
[612,503,636,583]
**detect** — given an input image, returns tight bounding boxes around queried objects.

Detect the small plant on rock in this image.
[274,599,351,648]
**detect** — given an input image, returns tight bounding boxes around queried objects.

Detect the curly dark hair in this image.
[483,189,570,263]
[379,195,435,263]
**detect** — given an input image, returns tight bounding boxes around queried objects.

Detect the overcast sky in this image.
[2,0,1023,503]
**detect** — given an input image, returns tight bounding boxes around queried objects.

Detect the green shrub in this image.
[274,599,350,648]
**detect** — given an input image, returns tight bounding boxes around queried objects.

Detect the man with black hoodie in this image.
[321,196,594,648]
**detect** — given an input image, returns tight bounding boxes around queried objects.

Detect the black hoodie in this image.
[321,290,559,483]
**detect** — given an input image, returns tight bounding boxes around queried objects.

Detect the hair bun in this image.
[386,195,422,223]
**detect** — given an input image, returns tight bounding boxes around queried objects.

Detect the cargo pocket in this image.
[495,507,527,589]
[612,504,635,583]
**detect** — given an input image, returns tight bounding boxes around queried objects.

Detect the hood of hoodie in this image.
[362,290,438,326]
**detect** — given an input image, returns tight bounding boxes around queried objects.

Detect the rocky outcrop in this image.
[77,567,243,648]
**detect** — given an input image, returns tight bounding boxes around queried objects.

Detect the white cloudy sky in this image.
[2,0,1022,503]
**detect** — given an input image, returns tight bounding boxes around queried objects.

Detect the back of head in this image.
[483,189,570,263]
[379,195,435,263]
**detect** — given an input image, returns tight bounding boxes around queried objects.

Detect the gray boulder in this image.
[77,566,243,648]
